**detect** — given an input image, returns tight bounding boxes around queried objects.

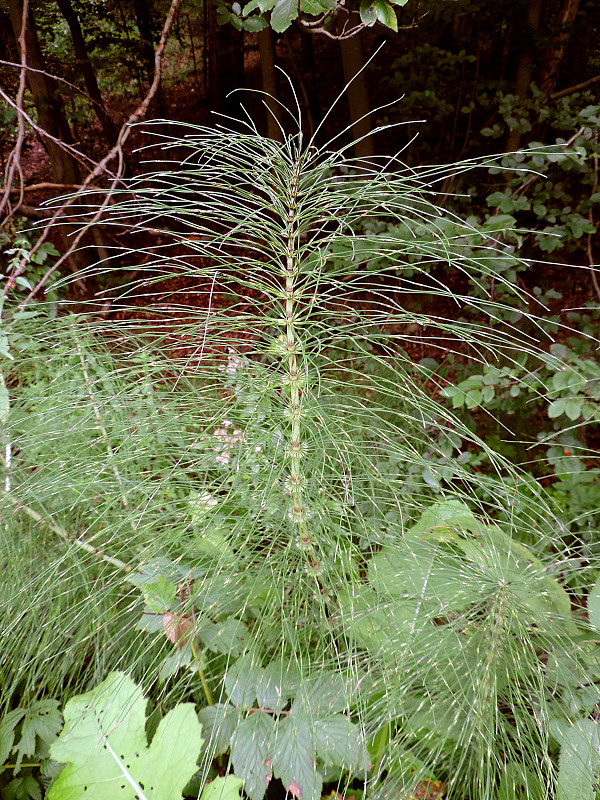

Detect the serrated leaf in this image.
[292,674,349,716]
[48,671,203,800]
[231,712,275,800]
[12,700,62,772]
[0,709,26,766]
[201,776,244,800]
[372,0,397,30]
[556,720,600,800]
[142,576,176,613]
[198,618,249,655]
[314,716,364,771]
[270,0,297,32]
[225,656,261,709]
[4,775,42,800]
[272,714,321,800]
[256,661,297,712]
[199,704,241,757]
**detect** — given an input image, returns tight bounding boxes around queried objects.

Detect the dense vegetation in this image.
[1,1,600,799]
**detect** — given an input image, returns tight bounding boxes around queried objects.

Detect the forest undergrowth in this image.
[1,113,600,800]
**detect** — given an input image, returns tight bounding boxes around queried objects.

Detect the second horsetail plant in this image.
[2,113,600,800]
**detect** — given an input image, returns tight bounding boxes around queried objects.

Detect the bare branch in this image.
[551,75,600,100]
[4,0,182,308]
[0,86,114,179]
[1,488,131,573]
[0,0,29,226]
[0,58,95,99]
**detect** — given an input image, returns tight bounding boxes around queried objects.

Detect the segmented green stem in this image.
[283,157,312,553]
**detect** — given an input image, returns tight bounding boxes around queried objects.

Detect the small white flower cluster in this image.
[212,419,244,465]
[218,347,245,376]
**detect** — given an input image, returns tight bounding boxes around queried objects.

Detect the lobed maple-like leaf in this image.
[47,672,203,800]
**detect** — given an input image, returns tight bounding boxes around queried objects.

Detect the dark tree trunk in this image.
[8,0,80,184]
[339,30,374,160]
[539,0,582,94]
[505,0,543,151]
[258,27,283,141]
[207,5,244,122]
[55,0,119,147]
[300,29,321,133]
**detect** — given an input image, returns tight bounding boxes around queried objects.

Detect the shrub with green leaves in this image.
[2,118,600,800]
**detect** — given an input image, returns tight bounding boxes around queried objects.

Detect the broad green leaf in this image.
[243,0,275,11]
[338,585,422,653]
[497,763,544,800]
[4,775,42,800]
[314,716,364,771]
[243,16,268,30]
[231,712,275,800]
[359,0,378,25]
[201,776,244,800]
[407,499,486,539]
[564,399,583,421]
[368,541,483,611]
[372,0,397,30]
[0,333,13,359]
[548,398,567,418]
[48,672,203,800]
[270,0,297,32]
[272,714,322,800]
[556,720,600,800]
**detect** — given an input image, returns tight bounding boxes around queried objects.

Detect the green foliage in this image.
[47,672,203,800]
[0,701,63,800]
[2,119,600,800]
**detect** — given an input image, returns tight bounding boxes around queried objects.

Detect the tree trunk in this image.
[55,0,119,147]
[258,27,283,141]
[505,0,543,151]
[339,31,374,160]
[539,0,582,94]
[8,0,80,184]
[207,5,245,123]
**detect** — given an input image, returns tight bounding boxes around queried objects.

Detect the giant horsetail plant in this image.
[2,109,600,800]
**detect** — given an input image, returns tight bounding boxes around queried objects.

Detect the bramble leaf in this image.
[231,712,275,800]
[272,714,322,800]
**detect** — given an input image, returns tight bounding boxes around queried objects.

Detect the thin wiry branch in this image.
[0,0,29,226]
[2,0,181,307]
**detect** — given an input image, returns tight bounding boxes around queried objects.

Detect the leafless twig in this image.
[0,0,29,226]
[3,0,181,309]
